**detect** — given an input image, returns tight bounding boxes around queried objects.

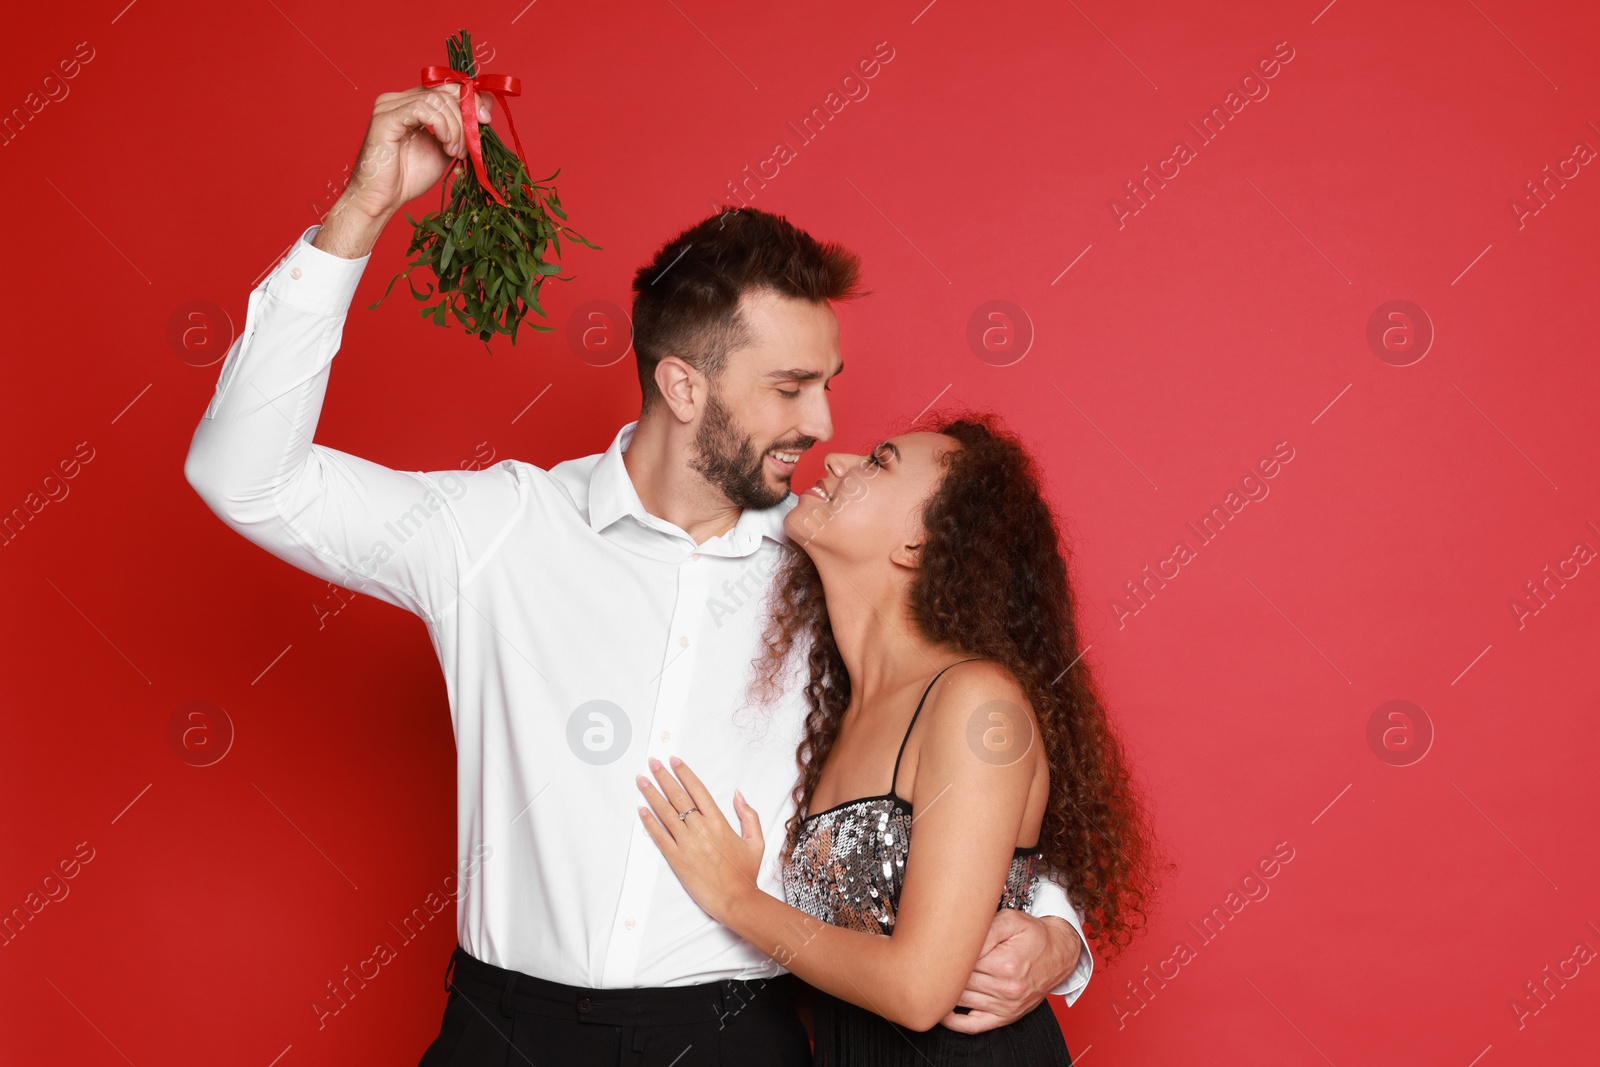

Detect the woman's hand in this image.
[636,756,764,923]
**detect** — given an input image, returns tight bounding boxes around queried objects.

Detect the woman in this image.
[636,412,1160,1064]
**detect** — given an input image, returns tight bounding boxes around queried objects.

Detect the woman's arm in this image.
[637,664,1040,1032]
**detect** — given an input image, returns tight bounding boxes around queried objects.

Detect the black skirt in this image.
[810,987,1073,1066]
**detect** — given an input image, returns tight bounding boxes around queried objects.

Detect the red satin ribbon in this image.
[419,65,531,207]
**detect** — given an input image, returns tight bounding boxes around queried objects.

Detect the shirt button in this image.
[660,731,671,742]
[678,635,689,648]
[690,552,700,561]
[290,266,303,280]
[624,917,636,930]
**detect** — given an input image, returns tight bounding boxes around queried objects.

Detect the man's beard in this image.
[690,385,795,510]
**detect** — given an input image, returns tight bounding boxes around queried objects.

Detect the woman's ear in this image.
[889,540,923,570]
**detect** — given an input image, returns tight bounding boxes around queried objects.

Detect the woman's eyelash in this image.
[865,450,886,469]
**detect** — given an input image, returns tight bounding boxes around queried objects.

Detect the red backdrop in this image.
[3,0,1597,1063]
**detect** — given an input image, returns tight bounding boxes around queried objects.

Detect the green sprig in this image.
[370,30,598,348]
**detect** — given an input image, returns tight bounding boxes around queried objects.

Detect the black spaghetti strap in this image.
[889,657,985,798]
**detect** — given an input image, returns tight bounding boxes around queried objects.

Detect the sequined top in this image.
[782,659,1045,936]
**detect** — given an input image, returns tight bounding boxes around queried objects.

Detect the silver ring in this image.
[678,806,699,821]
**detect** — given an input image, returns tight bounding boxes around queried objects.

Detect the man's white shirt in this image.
[183,224,1093,1003]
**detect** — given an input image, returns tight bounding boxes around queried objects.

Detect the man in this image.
[184,79,1091,1065]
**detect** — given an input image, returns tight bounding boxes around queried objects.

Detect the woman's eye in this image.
[779,389,800,399]
[865,451,884,469]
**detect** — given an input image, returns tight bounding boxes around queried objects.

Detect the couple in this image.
[183,79,1154,1064]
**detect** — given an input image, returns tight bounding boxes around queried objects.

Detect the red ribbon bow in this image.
[419,65,531,207]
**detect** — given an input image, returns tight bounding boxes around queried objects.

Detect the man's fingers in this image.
[950,981,1009,1014]
[974,913,1009,960]
[424,90,465,155]
[939,1007,1006,1034]
[390,92,462,155]
[942,979,1024,1032]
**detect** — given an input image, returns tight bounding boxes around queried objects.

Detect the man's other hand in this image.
[942,910,1081,1033]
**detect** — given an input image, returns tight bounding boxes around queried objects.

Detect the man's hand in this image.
[312,83,493,260]
[941,911,1081,1033]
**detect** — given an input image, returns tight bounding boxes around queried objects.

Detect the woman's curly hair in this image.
[743,409,1167,962]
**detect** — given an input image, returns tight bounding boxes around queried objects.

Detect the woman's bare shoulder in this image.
[922,659,1040,756]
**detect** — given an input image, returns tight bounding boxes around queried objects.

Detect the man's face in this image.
[689,288,842,509]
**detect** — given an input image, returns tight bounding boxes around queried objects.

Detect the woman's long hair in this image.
[745,410,1165,961]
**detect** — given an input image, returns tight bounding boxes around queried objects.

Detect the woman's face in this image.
[783,431,960,570]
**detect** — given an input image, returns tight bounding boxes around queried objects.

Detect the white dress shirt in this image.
[183,224,1093,1003]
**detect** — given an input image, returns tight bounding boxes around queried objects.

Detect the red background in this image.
[3,0,1597,1063]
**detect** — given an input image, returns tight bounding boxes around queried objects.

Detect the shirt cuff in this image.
[263,224,371,317]
[1027,877,1094,1006]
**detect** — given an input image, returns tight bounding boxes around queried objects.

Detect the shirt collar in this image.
[588,420,796,552]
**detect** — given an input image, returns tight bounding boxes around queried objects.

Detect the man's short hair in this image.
[629,207,866,415]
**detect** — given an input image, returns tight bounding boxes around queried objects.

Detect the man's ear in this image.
[656,356,701,422]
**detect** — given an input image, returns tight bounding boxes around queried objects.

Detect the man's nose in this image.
[800,395,834,445]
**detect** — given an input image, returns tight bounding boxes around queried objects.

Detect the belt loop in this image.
[500,971,518,1017]
[443,947,458,992]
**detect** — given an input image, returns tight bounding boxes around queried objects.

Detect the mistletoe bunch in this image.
[371,31,598,347]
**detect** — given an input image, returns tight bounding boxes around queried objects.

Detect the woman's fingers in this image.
[733,789,763,847]
[667,758,718,817]
[649,758,697,820]
[636,775,683,841]
[637,802,673,852]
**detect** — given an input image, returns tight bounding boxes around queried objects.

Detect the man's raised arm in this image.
[183,83,521,623]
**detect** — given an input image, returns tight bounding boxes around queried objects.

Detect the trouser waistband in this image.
[443,945,796,1028]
